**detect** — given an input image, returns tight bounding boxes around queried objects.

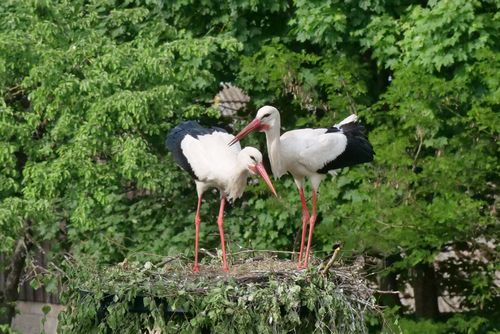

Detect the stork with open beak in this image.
[229,106,374,268]
[167,121,277,272]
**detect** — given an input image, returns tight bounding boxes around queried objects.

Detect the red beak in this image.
[254,162,277,197]
[229,118,262,146]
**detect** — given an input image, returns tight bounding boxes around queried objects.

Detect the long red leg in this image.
[193,196,202,273]
[216,196,229,272]
[297,187,310,267]
[303,190,318,267]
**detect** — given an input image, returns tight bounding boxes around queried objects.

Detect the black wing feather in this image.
[318,120,374,173]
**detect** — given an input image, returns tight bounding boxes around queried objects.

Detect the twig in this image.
[48,261,67,276]
[200,248,217,258]
[340,78,357,115]
[157,255,183,267]
[229,249,295,256]
[321,246,342,275]
[412,127,424,171]
[372,289,399,294]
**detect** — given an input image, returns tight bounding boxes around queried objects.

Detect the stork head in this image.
[229,106,279,146]
[255,105,279,130]
[238,147,277,197]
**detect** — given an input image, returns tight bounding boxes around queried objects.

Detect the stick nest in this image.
[57,252,378,334]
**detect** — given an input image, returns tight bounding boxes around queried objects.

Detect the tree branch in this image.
[0,220,34,325]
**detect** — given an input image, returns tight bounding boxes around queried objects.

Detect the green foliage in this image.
[359,0,500,71]
[0,324,21,334]
[57,257,375,333]
[0,0,241,261]
[395,314,500,334]
[397,318,448,334]
[290,0,347,47]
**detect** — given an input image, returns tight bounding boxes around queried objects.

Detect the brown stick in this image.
[321,246,342,275]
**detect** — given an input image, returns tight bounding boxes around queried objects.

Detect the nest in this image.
[58,252,378,334]
[140,253,374,304]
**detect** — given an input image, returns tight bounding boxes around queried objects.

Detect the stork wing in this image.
[299,132,348,173]
[281,128,348,174]
[280,114,371,175]
[334,114,358,128]
[181,130,241,182]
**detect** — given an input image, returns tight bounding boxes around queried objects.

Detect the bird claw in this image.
[297,256,310,269]
[193,264,200,273]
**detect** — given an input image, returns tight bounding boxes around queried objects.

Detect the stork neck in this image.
[227,164,248,200]
[265,124,285,178]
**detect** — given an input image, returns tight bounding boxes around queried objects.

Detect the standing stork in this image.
[229,106,374,268]
[166,121,277,272]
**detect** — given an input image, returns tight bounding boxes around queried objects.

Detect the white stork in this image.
[166,121,277,272]
[229,106,374,267]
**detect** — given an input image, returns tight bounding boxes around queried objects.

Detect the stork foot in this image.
[297,260,307,269]
[222,265,229,273]
[193,264,200,273]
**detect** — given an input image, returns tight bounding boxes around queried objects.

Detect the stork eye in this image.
[250,155,256,161]
[261,113,271,119]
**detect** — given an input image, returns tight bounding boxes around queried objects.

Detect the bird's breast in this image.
[225,173,248,201]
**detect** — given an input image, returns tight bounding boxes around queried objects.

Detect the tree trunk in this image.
[0,220,33,325]
[412,262,439,319]
[378,255,403,308]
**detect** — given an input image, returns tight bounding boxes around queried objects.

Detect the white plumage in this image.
[230,106,374,267]
[166,121,277,272]
[181,131,244,200]
[280,128,348,180]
